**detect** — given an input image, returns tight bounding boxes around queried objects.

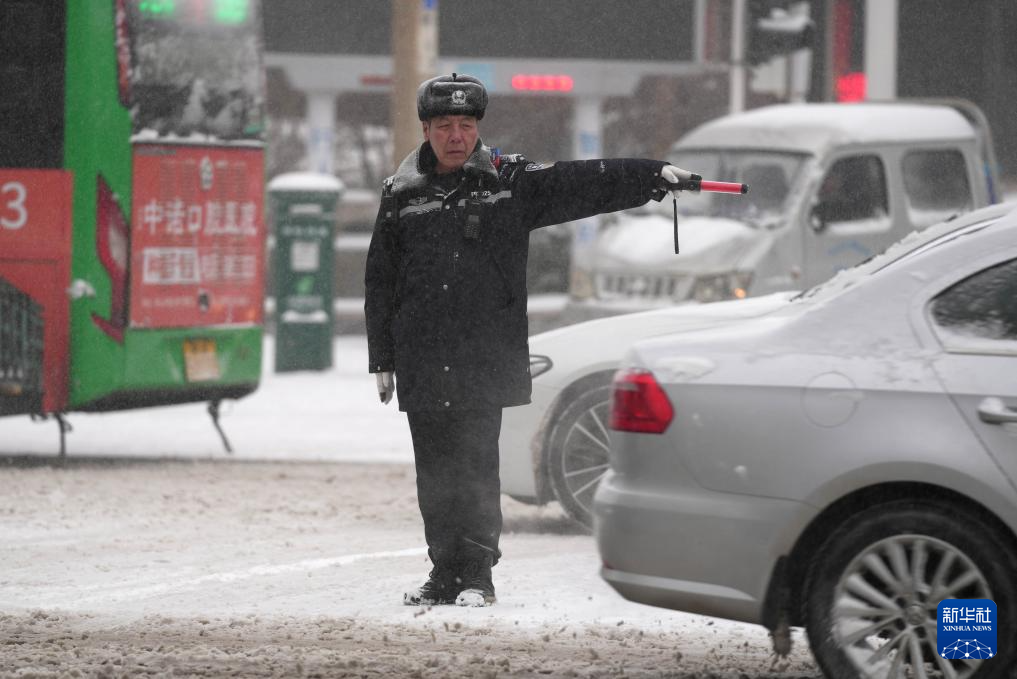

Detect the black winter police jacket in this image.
[365,140,668,412]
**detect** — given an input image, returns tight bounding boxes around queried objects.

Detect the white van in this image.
[569,101,1001,314]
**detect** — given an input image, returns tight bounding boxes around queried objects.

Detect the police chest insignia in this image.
[408,196,427,206]
[451,90,467,106]
[525,162,552,171]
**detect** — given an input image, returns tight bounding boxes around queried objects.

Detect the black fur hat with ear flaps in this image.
[416,73,488,121]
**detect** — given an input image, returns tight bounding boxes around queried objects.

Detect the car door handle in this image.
[977,397,1017,424]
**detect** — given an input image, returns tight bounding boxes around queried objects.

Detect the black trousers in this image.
[406,408,503,568]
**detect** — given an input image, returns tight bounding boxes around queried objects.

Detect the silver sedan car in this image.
[595,203,1017,678]
[500,291,796,528]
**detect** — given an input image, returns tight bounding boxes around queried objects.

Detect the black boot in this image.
[454,556,496,607]
[404,564,459,605]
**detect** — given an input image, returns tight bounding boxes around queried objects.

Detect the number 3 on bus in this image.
[1,182,27,230]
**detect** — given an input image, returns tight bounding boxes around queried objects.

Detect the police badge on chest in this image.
[463,190,490,240]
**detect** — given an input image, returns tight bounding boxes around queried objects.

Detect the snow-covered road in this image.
[0,337,820,676]
[0,461,819,678]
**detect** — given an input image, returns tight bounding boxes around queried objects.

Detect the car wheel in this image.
[546,382,613,529]
[804,500,1016,679]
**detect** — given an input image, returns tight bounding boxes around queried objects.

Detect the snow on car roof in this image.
[673,103,976,156]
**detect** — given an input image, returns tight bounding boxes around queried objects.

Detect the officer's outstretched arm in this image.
[512,157,670,229]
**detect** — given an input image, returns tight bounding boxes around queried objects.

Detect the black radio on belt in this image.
[381,194,398,227]
[463,198,483,239]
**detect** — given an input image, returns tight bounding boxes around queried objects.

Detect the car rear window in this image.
[931,257,1017,347]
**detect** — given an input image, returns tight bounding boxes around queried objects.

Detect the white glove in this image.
[660,165,700,191]
[376,371,394,405]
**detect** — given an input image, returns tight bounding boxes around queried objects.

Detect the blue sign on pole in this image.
[453,63,495,92]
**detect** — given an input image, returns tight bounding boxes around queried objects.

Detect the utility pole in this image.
[822,0,836,101]
[729,0,747,113]
[391,0,438,171]
[864,0,897,100]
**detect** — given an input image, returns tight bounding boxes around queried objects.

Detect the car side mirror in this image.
[810,203,827,233]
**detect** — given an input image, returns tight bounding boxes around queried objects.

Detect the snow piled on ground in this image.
[0,461,819,678]
[1,336,412,462]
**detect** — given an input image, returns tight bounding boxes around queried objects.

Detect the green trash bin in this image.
[267,172,344,372]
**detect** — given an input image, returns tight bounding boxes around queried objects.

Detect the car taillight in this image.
[610,368,673,434]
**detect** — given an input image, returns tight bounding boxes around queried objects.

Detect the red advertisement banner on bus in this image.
[129,146,265,328]
[0,170,73,413]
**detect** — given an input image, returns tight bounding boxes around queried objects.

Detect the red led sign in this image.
[837,72,866,102]
[510,74,574,92]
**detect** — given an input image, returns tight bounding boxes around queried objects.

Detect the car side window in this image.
[814,155,889,225]
[930,258,1017,347]
[902,150,972,228]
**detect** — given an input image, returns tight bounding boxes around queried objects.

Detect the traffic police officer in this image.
[365,73,693,606]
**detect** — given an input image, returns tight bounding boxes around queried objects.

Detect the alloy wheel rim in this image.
[559,399,612,518]
[832,534,991,679]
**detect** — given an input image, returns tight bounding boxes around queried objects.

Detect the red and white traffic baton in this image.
[664,175,750,253]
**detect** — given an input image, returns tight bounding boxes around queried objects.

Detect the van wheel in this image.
[546,383,613,530]
[803,500,1016,679]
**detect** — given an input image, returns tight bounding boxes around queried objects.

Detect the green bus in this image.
[0,0,266,450]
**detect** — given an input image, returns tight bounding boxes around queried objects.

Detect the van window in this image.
[902,150,972,228]
[668,150,807,228]
[815,155,889,226]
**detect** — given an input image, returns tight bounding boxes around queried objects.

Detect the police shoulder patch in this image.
[498,153,527,164]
